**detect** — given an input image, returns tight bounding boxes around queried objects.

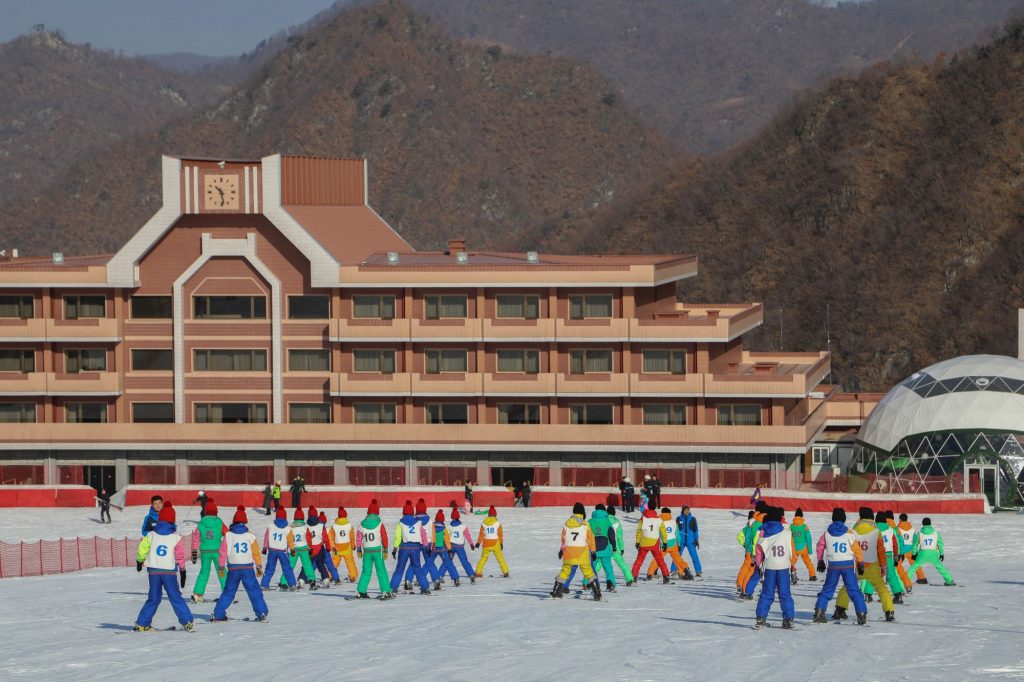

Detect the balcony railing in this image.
[0,372,122,395]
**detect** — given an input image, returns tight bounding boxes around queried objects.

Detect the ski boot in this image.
[905,585,913,594]
[420,588,431,595]
[695,572,702,578]
[470,575,476,585]
[183,621,195,632]
[561,583,572,594]
[781,618,794,630]
[550,581,564,598]
[916,578,928,585]
[625,580,635,587]
[809,575,817,582]
[893,594,904,604]
[331,579,342,586]
[210,616,228,623]
[288,585,299,592]
[662,575,672,585]
[454,579,461,587]
[884,611,895,622]
[606,579,616,592]
[356,592,370,599]
[384,592,397,600]
[309,581,318,591]
[190,594,203,604]
[404,580,413,592]
[812,608,827,624]
[754,616,767,629]
[682,568,695,581]
[831,606,848,621]
[741,593,754,601]
[132,624,154,632]
[502,573,510,578]
[856,612,868,626]
[433,581,442,592]
[865,594,873,603]
[589,580,602,602]
[790,570,798,586]
[944,581,957,586]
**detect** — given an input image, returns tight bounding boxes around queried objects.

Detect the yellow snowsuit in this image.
[475,516,509,576]
[329,516,359,582]
[557,514,597,582]
[837,519,893,611]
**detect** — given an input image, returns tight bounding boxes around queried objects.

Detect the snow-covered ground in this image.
[1,504,1022,680]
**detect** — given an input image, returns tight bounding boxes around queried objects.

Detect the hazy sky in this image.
[0,0,340,56]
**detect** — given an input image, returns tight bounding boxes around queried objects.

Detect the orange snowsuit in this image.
[736,512,764,590]
[646,512,689,578]
[896,520,925,583]
[789,517,816,579]
[328,516,359,582]
[474,516,509,576]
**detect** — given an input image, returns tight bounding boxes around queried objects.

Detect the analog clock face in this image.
[204,174,239,211]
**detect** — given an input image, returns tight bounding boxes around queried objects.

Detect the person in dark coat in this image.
[98,488,112,523]
[261,483,273,515]
[193,490,208,515]
[620,477,635,512]
[522,481,532,508]
[652,477,663,509]
[464,481,474,513]
[290,476,307,508]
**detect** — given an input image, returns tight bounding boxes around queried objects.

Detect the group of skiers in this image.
[132,496,509,631]
[736,500,956,628]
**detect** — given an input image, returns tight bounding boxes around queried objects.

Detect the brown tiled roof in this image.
[0,254,112,270]
[283,205,412,265]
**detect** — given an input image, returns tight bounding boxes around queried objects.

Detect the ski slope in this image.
[0,506,1022,680]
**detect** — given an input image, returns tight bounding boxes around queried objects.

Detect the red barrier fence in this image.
[0,486,98,507]
[0,536,140,579]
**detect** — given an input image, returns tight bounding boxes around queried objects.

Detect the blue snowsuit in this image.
[448,519,475,577]
[406,512,439,583]
[391,514,432,591]
[140,507,159,537]
[675,511,702,574]
[260,517,296,588]
[813,521,868,614]
[430,521,461,582]
[135,520,193,628]
[754,520,795,620]
[214,522,269,620]
[308,517,340,582]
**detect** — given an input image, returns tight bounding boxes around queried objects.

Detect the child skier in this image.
[885,511,913,593]
[861,510,906,604]
[632,504,671,582]
[604,506,635,587]
[133,502,195,632]
[282,506,318,590]
[753,505,795,629]
[189,497,227,603]
[835,506,894,622]
[391,500,432,595]
[430,510,462,588]
[908,518,955,586]
[355,499,393,599]
[790,508,816,582]
[812,507,868,625]
[646,507,693,581]
[676,506,702,577]
[447,508,476,583]
[550,502,601,600]
[897,513,926,586]
[406,499,439,588]
[736,510,756,595]
[329,506,359,583]
[588,503,618,592]
[261,506,297,591]
[212,506,268,622]
[475,506,510,578]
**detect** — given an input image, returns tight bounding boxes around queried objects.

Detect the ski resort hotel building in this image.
[0,154,869,493]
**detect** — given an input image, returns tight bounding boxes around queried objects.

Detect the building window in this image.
[289,403,331,423]
[426,403,468,424]
[132,403,173,423]
[130,296,172,319]
[569,294,612,319]
[642,349,686,374]
[131,349,172,371]
[425,295,467,320]
[288,349,331,372]
[0,402,35,423]
[812,445,832,465]
[353,349,396,373]
[65,349,106,373]
[569,349,613,374]
[354,402,397,424]
[193,349,267,372]
[569,403,614,425]
[496,294,539,319]
[0,349,34,372]
[288,295,330,319]
[64,295,105,319]
[193,295,266,319]
[194,403,268,423]
[496,349,540,373]
[67,402,108,423]
[0,295,33,319]
[643,403,686,425]
[425,349,468,374]
[498,403,540,424]
[717,403,762,426]
[353,295,395,319]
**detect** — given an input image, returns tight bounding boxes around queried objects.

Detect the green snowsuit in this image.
[862,522,905,597]
[587,510,617,586]
[908,525,953,584]
[356,514,391,595]
[280,521,317,585]
[192,514,227,597]
[599,514,634,585]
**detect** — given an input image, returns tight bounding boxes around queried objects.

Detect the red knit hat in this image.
[435,510,445,523]
[233,505,247,525]
[307,505,318,520]
[415,498,427,515]
[451,509,460,520]
[337,506,347,518]
[318,511,326,523]
[275,507,287,520]
[294,507,305,521]
[367,499,380,515]
[402,500,414,515]
[488,506,497,516]
[205,498,218,516]
[158,502,176,524]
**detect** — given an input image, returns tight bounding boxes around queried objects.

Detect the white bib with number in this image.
[824,532,855,563]
[880,528,896,556]
[450,525,465,545]
[361,524,382,549]
[402,521,423,544]
[663,521,677,543]
[563,523,588,548]
[920,534,937,550]
[333,523,352,546]
[641,517,661,541]
[483,522,500,540]
[226,531,255,564]
[307,524,324,547]
[147,532,179,571]
[900,528,914,547]
[855,528,880,563]
[291,526,308,549]
[759,529,792,570]
[267,527,289,551]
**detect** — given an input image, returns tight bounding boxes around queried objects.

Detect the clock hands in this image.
[215,186,225,206]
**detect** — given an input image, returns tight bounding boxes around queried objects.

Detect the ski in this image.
[115,626,189,634]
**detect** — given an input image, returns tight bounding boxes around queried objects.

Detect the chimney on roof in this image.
[447,238,467,256]
[706,309,720,320]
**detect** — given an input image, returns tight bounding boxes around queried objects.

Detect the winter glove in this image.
[817,560,826,573]
[391,548,397,560]
[180,569,187,589]
[262,548,267,555]
[912,554,918,562]
[694,541,699,550]
[191,550,197,564]
[634,543,640,550]
[857,563,864,576]
[357,550,363,559]
[448,550,454,559]
[661,544,667,552]
[501,543,504,550]
[939,554,944,562]
[136,561,144,572]
[256,566,264,578]
[590,552,597,563]
[290,549,296,557]
[558,550,563,560]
